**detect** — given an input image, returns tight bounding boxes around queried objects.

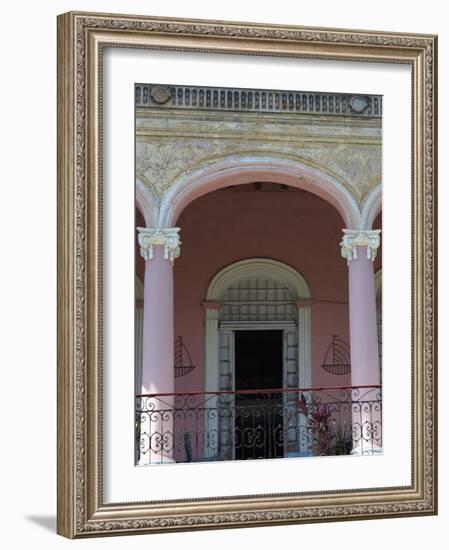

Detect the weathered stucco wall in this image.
[136,86,382,212]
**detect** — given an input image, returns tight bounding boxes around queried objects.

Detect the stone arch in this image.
[361,184,382,230]
[206,258,311,301]
[136,177,158,227]
[157,153,361,229]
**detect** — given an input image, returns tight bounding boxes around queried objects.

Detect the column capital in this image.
[137,227,181,262]
[340,229,381,265]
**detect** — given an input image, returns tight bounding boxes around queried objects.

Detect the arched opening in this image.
[172,183,350,394]
[136,174,382,463]
[158,154,361,229]
[205,258,311,388]
[170,182,351,460]
[204,258,312,460]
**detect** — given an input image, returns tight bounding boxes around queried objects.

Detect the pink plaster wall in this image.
[170,184,357,393]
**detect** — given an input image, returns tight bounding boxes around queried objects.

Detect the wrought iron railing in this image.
[136,385,382,465]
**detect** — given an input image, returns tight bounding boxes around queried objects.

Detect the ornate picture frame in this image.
[57,11,437,538]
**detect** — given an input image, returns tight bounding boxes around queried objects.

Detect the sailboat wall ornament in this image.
[321,335,351,376]
[174,336,196,378]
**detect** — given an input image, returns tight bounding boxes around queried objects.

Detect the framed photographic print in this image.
[57,11,437,538]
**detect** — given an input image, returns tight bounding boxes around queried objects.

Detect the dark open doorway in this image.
[234,330,284,460]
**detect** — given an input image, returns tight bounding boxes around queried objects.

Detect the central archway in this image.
[203,258,312,459]
[158,153,361,229]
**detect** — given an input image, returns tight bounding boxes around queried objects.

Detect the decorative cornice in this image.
[340,229,381,264]
[137,227,181,262]
[136,83,382,118]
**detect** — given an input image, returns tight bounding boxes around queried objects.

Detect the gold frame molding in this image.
[57,11,437,538]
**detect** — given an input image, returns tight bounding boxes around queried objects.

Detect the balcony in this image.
[136,385,382,465]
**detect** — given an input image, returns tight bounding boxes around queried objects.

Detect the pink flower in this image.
[311,404,331,423]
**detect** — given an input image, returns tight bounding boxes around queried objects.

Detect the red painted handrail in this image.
[136,384,381,399]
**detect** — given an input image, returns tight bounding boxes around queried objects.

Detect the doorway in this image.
[234,330,284,460]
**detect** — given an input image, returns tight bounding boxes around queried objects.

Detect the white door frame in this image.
[222,322,295,459]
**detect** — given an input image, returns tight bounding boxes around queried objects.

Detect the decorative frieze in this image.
[136,83,382,117]
[340,229,381,264]
[137,227,181,262]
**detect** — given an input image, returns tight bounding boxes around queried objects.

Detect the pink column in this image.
[348,247,380,387]
[341,229,381,454]
[137,227,181,465]
[141,245,175,395]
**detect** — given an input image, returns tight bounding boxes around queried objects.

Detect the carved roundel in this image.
[150,86,171,104]
[348,95,368,113]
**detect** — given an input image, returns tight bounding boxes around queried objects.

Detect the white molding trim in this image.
[203,307,220,459]
[340,229,381,265]
[137,227,181,262]
[136,177,158,227]
[206,258,311,301]
[204,308,220,392]
[158,153,361,229]
[360,184,382,230]
[297,307,312,388]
